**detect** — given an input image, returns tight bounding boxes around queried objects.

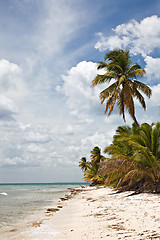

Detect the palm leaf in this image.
[133,80,152,98]
[126,63,142,76]
[97,61,108,70]
[91,72,116,87]
[99,82,118,103]
[130,68,146,78]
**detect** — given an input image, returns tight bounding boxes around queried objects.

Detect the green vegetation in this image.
[79,48,160,193]
[79,122,160,193]
[79,146,105,186]
[91,49,152,127]
[103,122,160,193]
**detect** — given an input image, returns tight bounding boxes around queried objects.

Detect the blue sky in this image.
[0,0,160,183]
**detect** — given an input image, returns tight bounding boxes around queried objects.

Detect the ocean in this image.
[0,183,85,232]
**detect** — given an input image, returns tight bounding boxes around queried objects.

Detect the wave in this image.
[0,192,8,196]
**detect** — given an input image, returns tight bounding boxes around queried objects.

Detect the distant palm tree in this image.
[79,157,88,171]
[83,161,99,183]
[79,147,105,185]
[90,146,105,166]
[91,49,152,127]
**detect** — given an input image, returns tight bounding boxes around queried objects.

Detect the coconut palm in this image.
[103,124,136,188]
[91,49,152,127]
[103,122,160,192]
[90,146,105,166]
[79,157,88,171]
[79,146,105,185]
[83,161,99,184]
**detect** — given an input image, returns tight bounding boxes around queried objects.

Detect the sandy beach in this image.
[2,186,160,240]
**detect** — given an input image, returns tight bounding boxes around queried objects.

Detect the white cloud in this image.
[24,131,51,143]
[19,122,31,130]
[81,131,109,149]
[95,15,160,57]
[0,59,29,122]
[4,157,26,167]
[64,125,74,135]
[37,0,77,57]
[145,56,160,81]
[65,146,80,153]
[148,83,160,106]
[0,95,18,120]
[17,0,93,92]
[26,144,46,154]
[58,61,105,118]
[0,59,26,99]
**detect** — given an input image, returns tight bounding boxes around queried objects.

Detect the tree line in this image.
[79,49,160,193]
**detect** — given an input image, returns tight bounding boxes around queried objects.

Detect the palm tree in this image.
[90,146,105,166]
[103,122,160,192]
[83,161,99,184]
[79,157,88,171]
[79,147,105,185]
[91,49,152,127]
[103,124,136,189]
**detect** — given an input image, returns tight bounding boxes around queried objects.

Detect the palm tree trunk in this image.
[132,115,139,128]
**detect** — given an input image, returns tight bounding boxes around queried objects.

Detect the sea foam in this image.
[0,192,8,196]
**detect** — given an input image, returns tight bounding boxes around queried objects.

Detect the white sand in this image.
[1,187,160,239]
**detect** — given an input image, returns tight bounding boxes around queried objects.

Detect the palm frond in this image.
[139,123,152,149]
[104,49,124,62]
[118,75,126,86]
[122,83,135,118]
[115,125,132,135]
[133,80,152,98]
[126,63,142,75]
[97,61,108,70]
[104,91,118,114]
[99,82,118,103]
[107,63,124,74]
[91,72,116,87]
[117,93,125,121]
[151,122,160,157]
[130,68,146,78]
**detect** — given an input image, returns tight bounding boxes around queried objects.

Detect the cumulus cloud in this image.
[57,61,105,119]
[0,59,26,98]
[81,131,110,150]
[147,83,160,107]
[95,15,160,57]
[0,59,29,122]
[145,56,160,81]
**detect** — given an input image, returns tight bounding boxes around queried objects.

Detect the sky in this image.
[0,0,160,183]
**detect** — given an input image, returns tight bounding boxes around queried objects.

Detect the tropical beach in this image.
[1,1,160,240]
[1,186,160,240]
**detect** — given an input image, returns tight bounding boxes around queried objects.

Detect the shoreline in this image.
[1,186,160,239]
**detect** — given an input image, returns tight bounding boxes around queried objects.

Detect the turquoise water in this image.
[0,183,85,228]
